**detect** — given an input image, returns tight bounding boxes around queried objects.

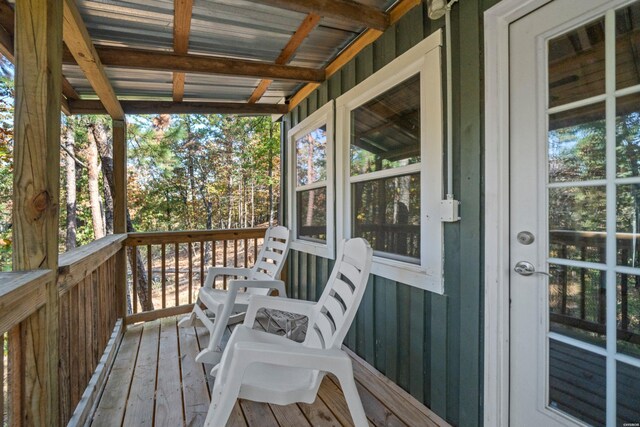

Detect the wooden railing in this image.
[0,234,126,426]
[124,227,268,322]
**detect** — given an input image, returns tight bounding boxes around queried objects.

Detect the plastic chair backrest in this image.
[246,226,291,295]
[303,238,372,350]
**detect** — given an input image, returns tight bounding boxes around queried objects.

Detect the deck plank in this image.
[269,401,311,426]
[91,324,143,426]
[297,399,342,426]
[178,325,210,426]
[122,320,161,427]
[239,400,279,427]
[86,316,446,427]
[154,317,184,427]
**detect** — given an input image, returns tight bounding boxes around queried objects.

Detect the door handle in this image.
[514,261,550,277]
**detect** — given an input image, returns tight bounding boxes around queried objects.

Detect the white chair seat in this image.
[178,226,291,365]
[199,287,251,313]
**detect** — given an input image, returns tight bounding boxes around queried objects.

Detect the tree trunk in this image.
[268,123,274,225]
[86,129,105,239]
[93,122,154,312]
[64,122,77,250]
[90,122,114,234]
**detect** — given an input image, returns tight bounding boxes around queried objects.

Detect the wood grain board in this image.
[84,316,445,426]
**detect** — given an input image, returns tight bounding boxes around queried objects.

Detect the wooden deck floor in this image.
[88,315,448,427]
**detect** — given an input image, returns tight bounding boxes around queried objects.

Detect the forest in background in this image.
[0,63,281,272]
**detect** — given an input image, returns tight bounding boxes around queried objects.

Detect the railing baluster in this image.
[200,241,205,289]
[175,243,180,306]
[223,240,228,290]
[188,243,193,304]
[1,332,4,427]
[244,238,248,267]
[253,237,258,264]
[132,247,138,314]
[234,239,238,268]
[580,246,586,320]
[161,244,166,309]
[147,245,153,309]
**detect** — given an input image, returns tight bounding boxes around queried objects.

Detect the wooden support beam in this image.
[173,0,193,102]
[69,99,289,115]
[252,0,389,31]
[0,0,79,112]
[62,46,325,82]
[288,0,421,111]
[62,0,124,119]
[113,119,128,318]
[248,13,320,103]
[13,0,62,424]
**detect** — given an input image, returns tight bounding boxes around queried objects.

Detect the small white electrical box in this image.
[440,198,461,222]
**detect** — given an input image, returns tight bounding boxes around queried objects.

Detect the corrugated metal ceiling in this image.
[14,0,398,104]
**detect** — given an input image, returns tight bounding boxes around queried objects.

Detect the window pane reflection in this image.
[548,18,605,108]
[549,340,606,427]
[352,174,420,261]
[617,273,640,358]
[296,125,327,186]
[549,186,607,263]
[549,264,606,347]
[617,93,640,178]
[616,184,640,269]
[616,2,640,90]
[549,103,606,182]
[617,362,640,424]
[296,188,327,242]
[350,74,420,176]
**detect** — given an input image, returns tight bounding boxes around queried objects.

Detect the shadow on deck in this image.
[87,315,449,427]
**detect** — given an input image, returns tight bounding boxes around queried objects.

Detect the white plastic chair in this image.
[178,225,291,364]
[204,238,373,427]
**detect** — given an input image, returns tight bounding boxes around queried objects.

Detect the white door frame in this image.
[483,1,554,426]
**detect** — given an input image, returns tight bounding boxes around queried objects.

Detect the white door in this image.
[510,0,640,426]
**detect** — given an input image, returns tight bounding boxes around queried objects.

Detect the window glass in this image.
[296,187,327,242]
[350,74,421,176]
[296,125,327,186]
[352,173,420,261]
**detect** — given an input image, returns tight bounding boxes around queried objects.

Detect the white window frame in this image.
[336,30,444,293]
[287,101,335,259]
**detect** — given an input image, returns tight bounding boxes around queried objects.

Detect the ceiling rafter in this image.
[63,0,124,119]
[173,0,193,102]
[69,99,289,115]
[61,46,325,82]
[251,0,389,31]
[288,0,421,111]
[248,12,320,104]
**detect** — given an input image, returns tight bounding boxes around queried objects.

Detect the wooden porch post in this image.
[12,0,62,425]
[113,119,128,317]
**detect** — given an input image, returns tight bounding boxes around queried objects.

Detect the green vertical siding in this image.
[282,2,498,425]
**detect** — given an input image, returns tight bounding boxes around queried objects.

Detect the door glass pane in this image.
[616,184,640,269]
[617,273,640,358]
[549,340,606,427]
[616,1,640,90]
[617,361,640,424]
[352,173,420,261]
[549,102,606,182]
[296,187,327,242]
[350,74,420,176]
[296,125,327,186]
[617,93,640,178]
[548,17,605,108]
[549,264,606,347]
[549,186,607,263]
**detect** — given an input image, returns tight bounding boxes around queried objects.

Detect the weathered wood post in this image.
[12,0,63,425]
[113,118,128,317]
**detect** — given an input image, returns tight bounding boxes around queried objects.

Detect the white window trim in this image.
[287,101,335,259]
[336,30,444,293]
